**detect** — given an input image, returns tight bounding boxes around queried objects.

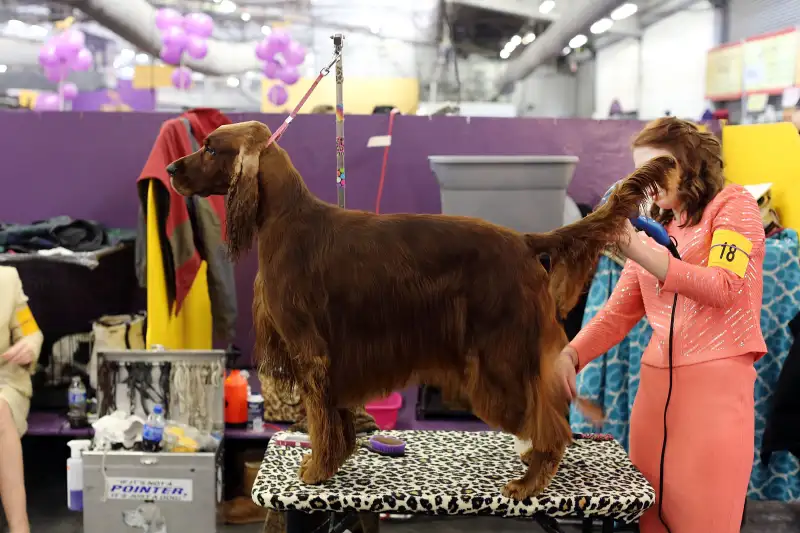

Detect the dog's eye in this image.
[205,146,216,156]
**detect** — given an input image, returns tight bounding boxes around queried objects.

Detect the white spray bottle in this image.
[66,439,91,511]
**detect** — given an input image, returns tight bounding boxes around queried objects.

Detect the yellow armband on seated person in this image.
[708,229,753,278]
[13,305,40,338]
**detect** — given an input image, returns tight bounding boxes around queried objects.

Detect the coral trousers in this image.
[631,354,755,533]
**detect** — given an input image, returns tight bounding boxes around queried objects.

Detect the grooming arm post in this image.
[332,33,346,209]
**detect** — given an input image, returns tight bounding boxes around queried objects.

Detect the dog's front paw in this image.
[297,453,329,485]
[501,478,539,501]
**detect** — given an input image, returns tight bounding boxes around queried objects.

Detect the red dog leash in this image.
[264,52,341,149]
[375,108,400,214]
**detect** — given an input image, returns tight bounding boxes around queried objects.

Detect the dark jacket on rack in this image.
[761,310,800,465]
[135,108,237,343]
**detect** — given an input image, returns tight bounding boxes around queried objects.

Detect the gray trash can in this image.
[429,155,579,233]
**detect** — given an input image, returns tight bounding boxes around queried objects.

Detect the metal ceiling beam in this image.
[444,0,558,22]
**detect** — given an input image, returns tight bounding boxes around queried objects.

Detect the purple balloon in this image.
[267,30,291,54]
[38,43,60,69]
[171,66,193,90]
[60,82,79,101]
[55,29,85,62]
[160,45,183,66]
[71,48,93,71]
[278,65,300,86]
[161,26,188,52]
[34,93,60,111]
[44,65,68,83]
[183,12,214,38]
[186,35,208,60]
[156,8,184,31]
[267,84,288,106]
[283,41,306,66]
[262,59,281,80]
[255,39,273,61]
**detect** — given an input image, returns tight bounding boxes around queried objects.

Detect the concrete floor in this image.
[23,437,800,532]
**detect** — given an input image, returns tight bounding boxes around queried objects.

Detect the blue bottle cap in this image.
[153,404,163,415]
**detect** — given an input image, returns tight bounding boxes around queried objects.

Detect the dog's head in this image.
[167,120,284,259]
[123,503,165,531]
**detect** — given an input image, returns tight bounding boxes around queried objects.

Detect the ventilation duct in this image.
[59,0,261,76]
[495,0,629,92]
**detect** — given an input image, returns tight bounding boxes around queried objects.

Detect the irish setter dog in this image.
[168,121,673,501]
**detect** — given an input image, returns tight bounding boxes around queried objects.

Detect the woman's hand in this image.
[1,341,34,366]
[556,346,578,401]
[617,220,643,258]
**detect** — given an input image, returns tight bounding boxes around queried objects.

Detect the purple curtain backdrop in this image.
[0,111,646,358]
[71,79,156,112]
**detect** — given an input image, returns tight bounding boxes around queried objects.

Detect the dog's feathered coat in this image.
[168,121,675,500]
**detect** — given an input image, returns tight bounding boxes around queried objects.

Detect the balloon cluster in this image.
[155,8,214,90]
[36,28,91,110]
[255,29,306,106]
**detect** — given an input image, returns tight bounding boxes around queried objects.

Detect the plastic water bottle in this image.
[142,404,165,452]
[67,376,87,429]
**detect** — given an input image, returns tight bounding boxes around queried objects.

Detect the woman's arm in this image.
[5,270,43,374]
[569,261,646,370]
[624,188,765,308]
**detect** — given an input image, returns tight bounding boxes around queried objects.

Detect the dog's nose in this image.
[166,162,178,176]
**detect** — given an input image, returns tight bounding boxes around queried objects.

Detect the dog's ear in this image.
[225,143,262,260]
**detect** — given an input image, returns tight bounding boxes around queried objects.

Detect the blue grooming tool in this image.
[600,182,678,256]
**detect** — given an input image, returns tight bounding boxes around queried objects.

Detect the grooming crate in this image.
[83,350,225,533]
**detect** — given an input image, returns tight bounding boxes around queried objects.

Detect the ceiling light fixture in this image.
[241,12,251,21]
[610,3,638,21]
[590,18,613,34]
[135,53,150,64]
[522,32,536,44]
[217,0,237,14]
[370,25,380,34]
[500,49,510,59]
[509,34,522,47]
[562,46,571,55]
[226,76,240,88]
[261,25,271,35]
[568,34,587,49]
[539,0,555,14]
[0,65,7,74]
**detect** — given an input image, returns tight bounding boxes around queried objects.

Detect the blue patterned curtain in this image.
[570,229,800,501]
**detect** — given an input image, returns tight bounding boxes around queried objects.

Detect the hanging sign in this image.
[743,28,798,94]
[706,42,744,100]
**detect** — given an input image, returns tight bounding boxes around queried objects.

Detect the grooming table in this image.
[252,430,655,532]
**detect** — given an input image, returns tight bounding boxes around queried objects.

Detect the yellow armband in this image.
[14,305,40,337]
[708,229,753,278]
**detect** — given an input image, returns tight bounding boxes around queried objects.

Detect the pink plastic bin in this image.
[365,392,403,430]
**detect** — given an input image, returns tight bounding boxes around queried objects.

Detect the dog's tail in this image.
[526,155,677,317]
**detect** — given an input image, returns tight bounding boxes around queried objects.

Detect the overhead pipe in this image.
[495,0,629,93]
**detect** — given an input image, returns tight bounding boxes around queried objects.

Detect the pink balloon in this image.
[186,35,208,60]
[262,60,280,79]
[160,45,183,65]
[278,65,300,86]
[55,29,85,62]
[156,8,184,31]
[44,65,68,83]
[60,82,79,101]
[267,30,291,54]
[71,48,93,71]
[34,93,60,111]
[183,12,214,38]
[255,39,273,61]
[161,26,188,52]
[171,66,193,90]
[283,41,306,66]
[38,43,60,69]
[267,84,288,106]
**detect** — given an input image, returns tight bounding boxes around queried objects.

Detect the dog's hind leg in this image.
[297,365,352,484]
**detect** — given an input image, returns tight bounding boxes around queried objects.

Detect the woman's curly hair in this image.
[632,117,724,227]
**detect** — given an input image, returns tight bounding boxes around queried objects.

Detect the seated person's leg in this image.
[0,388,30,533]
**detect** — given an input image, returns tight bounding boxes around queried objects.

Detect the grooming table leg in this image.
[582,518,594,532]
[534,514,565,532]
[601,517,615,533]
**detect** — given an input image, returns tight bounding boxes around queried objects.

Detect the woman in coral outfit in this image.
[558,117,766,533]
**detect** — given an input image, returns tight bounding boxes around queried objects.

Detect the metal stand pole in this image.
[332,33,345,209]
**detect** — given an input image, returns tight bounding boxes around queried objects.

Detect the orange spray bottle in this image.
[224,370,249,428]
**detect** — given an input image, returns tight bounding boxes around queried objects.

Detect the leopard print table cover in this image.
[252,430,655,524]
